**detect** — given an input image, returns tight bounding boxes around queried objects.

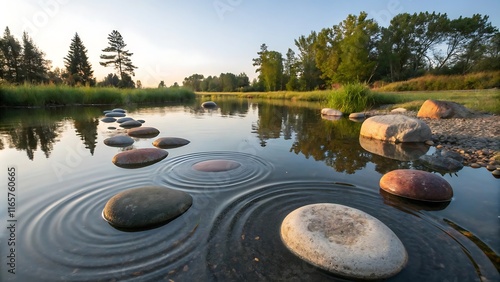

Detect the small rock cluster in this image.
[100,107,196,230]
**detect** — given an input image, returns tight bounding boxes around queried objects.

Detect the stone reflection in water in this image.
[251,103,419,174]
[359,136,429,161]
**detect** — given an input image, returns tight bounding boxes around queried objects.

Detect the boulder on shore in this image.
[360,115,431,143]
[417,99,473,119]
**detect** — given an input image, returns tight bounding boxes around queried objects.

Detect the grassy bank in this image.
[372,89,500,114]
[0,85,195,107]
[197,88,500,114]
[196,90,330,102]
[375,71,500,91]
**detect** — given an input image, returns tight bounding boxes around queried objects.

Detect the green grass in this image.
[0,84,195,107]
[327,83,373,114]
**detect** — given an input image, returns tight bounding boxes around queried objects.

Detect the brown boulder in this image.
[380,169,453,202]
[417,100,472,119]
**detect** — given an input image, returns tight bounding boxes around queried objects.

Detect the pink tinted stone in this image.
[380,169,453,202]
[192,160,241,172]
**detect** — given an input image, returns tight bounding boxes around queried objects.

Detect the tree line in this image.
[0,27,138,88]
[252,11,499,91]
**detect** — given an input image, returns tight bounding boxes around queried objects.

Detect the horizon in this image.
[1,0,499,87]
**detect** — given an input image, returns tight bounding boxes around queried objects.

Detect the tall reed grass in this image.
[327,83,373,113]
[0,84,195,107]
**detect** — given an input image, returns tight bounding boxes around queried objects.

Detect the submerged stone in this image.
[112,148,168,168]
[101,117,117,123]
[281,203,407,279]
[418,155,463,172]
[202,101,217,108]
[192,160,241,172]
[119,120,142,128]
[103,135,134,147]
[105,112,126,118]
[380,169,453,202]
[127,127,160,138]
[153,137,190,149]
[103,186,192,229]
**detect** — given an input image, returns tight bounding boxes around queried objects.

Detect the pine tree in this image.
[64,33,94,86]
[99,30,137,88]
[0,27,22,83]
[21,31,48,84]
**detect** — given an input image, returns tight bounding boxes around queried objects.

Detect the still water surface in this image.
[0,98,498,281]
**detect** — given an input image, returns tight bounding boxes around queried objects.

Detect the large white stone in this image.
[360,114,431,143]
[281,203,407,279]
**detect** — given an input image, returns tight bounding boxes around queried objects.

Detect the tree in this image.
[97,73,120,87]
[294,32,324,90]
[253,44,283,91]
[284,48,299,91]
[20,32,49,84]
[0,27,22,83]
[64,33,94,86]
[158,80,166,88]
[182,74,204,91]
[100,30,137,87]
[315,12,379,84]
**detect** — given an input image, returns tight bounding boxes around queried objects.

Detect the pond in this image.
[0,98,498,281]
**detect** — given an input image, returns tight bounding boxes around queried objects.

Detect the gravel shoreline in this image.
[366,110,500,176]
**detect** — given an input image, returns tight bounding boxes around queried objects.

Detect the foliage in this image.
[64,33,94,86]
[0,84,195,107]
[327,83,373,113]
[185,72,250,92]
[252,44,284,91]
[99,30,137,88]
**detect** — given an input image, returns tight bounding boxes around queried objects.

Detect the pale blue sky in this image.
[2,0,499,87]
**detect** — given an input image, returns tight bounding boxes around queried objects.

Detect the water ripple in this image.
[17,172,205,282]
[152,151,274,193]
[206,181,497,281]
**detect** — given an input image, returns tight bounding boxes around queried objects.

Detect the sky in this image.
[1,0,499,87]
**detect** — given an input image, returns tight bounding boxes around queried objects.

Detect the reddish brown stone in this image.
[379,169,453,202]
[112,148,168,168]
[417,100,472,119]
[192,160,241,172]
[127,127,160,138]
